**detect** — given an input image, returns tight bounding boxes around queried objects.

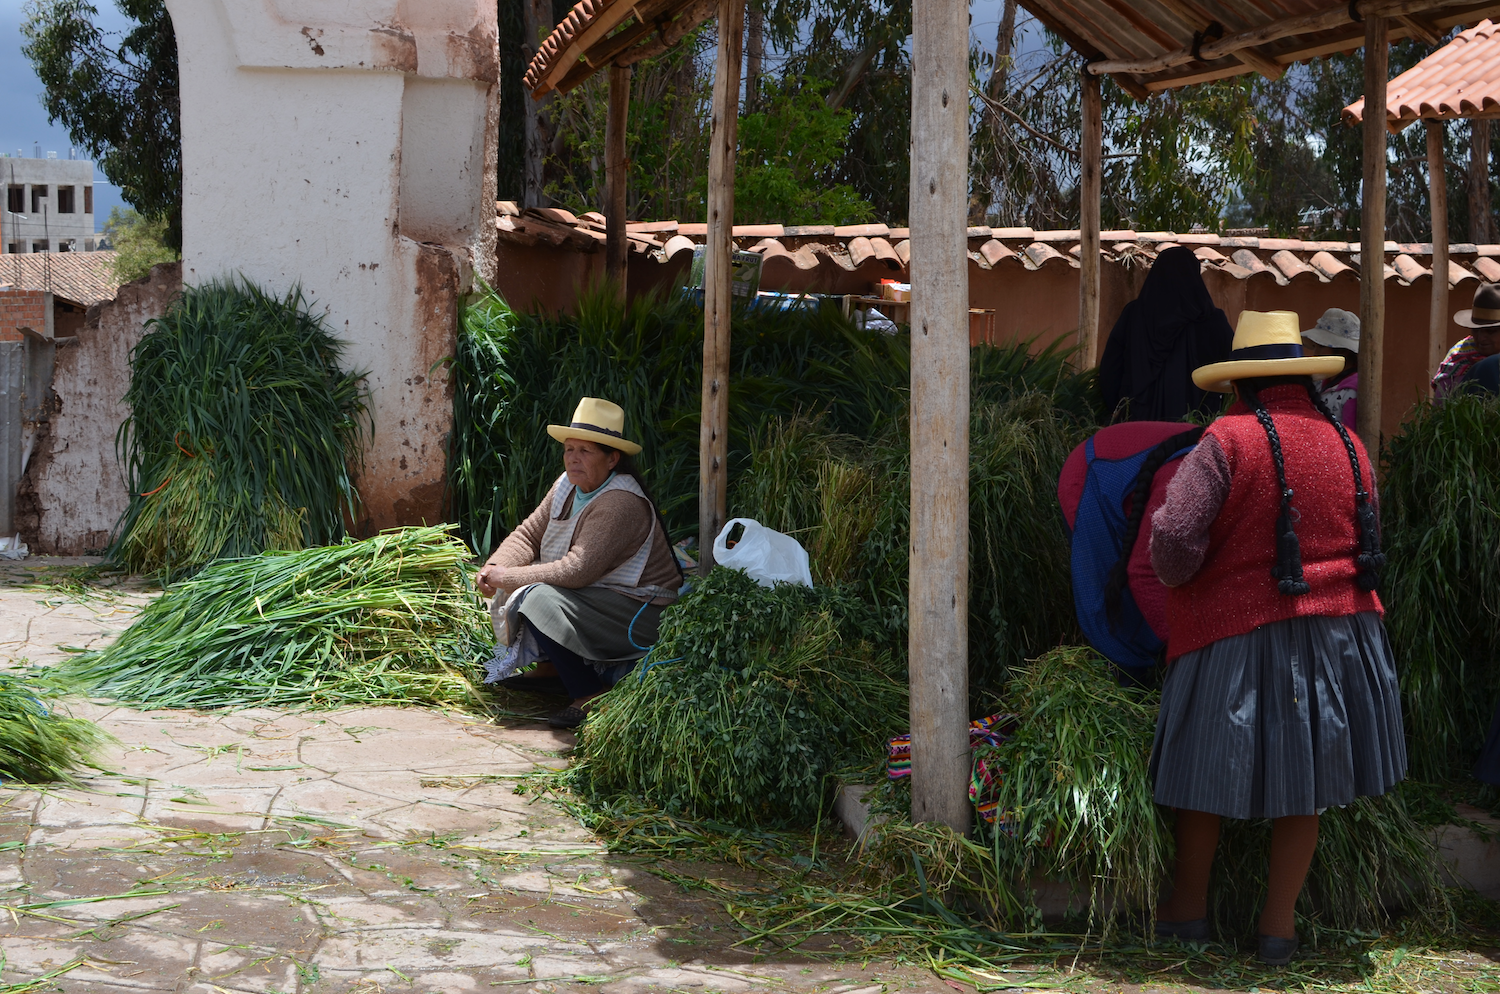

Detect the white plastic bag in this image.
[712,518,813,588]
[0,534,27,561]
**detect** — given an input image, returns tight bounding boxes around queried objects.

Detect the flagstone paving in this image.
[0,560,942,993]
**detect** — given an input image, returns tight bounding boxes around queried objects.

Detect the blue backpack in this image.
[1059,424,1203,681]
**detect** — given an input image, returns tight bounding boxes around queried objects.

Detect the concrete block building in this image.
[1,156,99,254]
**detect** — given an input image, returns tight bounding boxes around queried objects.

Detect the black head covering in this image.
[1098,246,1234,422]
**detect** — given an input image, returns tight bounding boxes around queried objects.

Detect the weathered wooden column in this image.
[605,64,631,292]
[698,0,745,573]
[1357,14,1387,454]
[1079,69,1103,369]
[1427,118,1450,388]
[908,0,971,833]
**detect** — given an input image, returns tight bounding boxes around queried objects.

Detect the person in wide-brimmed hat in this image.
[1300,307,1361,424]
[1146,311,1405,966]
[1434,283,1500,398]
[476,398,683,729]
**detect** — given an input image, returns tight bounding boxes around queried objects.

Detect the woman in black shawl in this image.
[1099,246,1234,422]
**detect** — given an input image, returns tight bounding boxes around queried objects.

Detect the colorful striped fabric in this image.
[887,714,1018,825]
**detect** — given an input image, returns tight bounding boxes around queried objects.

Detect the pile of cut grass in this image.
[62,526,489,711]
[110,279,368,577]
[1381,392,1500,781]
[0,672,107,784]
[576,567,907,827]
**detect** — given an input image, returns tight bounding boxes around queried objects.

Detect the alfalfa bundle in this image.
[1381,392,1500,780]
[0,673,107,785]
[576,567,907,827]
[110,279,368,576]
[63,526,489,711]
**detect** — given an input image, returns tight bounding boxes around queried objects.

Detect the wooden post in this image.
[1357,15,1387,455]
[698,0,745,573]
[605,64,631,293]
[1427,119,1450,389]
[1079,69,1103,369]
[908,0,971,834]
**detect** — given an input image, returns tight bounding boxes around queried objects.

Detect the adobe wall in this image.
[164,0,500,531]
[16,263,182,554]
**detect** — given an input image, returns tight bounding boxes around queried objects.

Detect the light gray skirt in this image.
[1149,611,1407,820]
[518,584,663,665]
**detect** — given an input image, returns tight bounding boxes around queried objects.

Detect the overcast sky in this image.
[0,0,1047,236]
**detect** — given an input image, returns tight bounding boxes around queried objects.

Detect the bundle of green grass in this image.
[1381,392,1500,781]
[862,647,1445,935]
[577,567,907,827]
[110,279,368,576]
[63,526,489,711]
[0,672,107,784]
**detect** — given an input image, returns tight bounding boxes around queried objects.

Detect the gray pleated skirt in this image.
[517,584,662,665]
[1149,611,1407,820]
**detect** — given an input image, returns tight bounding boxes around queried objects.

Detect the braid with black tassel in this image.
[1241,381,1311,596]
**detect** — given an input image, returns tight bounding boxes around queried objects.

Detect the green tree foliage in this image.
[102,206,177,283]
[734,77,874,224]
[22,0,181,247]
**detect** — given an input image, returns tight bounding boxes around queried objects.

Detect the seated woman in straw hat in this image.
[1147,311,1405,965]
[477,398,682,729]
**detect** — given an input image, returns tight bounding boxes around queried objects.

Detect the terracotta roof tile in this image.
[1345,20,1500,130]
[0,251,122,306]
[491,203,1500,289]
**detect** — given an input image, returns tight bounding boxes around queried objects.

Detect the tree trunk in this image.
[745,4,763,112]
[1427,120,1450,390]
[1079,70,1102,370]
[988,0,1018,98]
[605,64,631,294]
[1357,16,1387,455]
[1470,118,1492,244]
[522,0,555,209]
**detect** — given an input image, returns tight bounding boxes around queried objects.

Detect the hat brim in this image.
[1192,355,1346,394]
[547,424,643,456]
[1301,327,1359,353]
[1453,308,1500,329]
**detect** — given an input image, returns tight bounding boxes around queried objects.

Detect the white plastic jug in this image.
[712,518,813,588]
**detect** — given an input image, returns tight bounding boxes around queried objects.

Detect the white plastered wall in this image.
[163,0,499,528]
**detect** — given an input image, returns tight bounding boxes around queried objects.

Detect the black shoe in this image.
[497,674,567,695]
[1257,934,1298,966]
[1154,917,1210,942]
[547,704,589,729]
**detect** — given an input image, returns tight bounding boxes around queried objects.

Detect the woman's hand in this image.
[476,564,507,599]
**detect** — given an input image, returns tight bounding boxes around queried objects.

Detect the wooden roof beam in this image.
[1087,0,1487,78]
[1397,13,1442,44]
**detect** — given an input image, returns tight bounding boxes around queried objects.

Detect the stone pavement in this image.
[0,561,941,993]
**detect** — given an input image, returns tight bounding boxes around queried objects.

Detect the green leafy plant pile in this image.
[0,673,108,785]
[575,567,907,827]
[63,526,489,711]
[109,279,368,577]
[1381,392,1500,781]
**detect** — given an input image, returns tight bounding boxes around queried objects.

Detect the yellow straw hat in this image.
[1192,310,1346,394]
[547,398,643,455]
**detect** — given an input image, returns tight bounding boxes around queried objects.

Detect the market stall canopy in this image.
[1344,17,1500,129]
[524,0,714,97]
[1020,0,1500,94]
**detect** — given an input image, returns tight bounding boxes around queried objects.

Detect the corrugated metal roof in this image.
[1344,18,1500,128]
[495,201,1500,288]
[0,251,121,307]
[1021,0,1500,93]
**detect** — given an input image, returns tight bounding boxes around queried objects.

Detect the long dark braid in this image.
[1302,382,1385,590]
[1104,426,1205,629]
[1239,380,1311,596]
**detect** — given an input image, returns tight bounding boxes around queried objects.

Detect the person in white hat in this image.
[1299,307,1360,424]
[476,398,683,729]
[1145,311,1405,965]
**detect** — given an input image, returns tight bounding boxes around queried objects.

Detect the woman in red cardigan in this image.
[1147,310,1406,965]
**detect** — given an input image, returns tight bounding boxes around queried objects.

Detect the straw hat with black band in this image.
[1192,310,1346,395]
[1454,282,1500,329]
[547,397,643,456]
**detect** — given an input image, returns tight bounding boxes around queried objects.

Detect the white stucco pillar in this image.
[163,0,499,528]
